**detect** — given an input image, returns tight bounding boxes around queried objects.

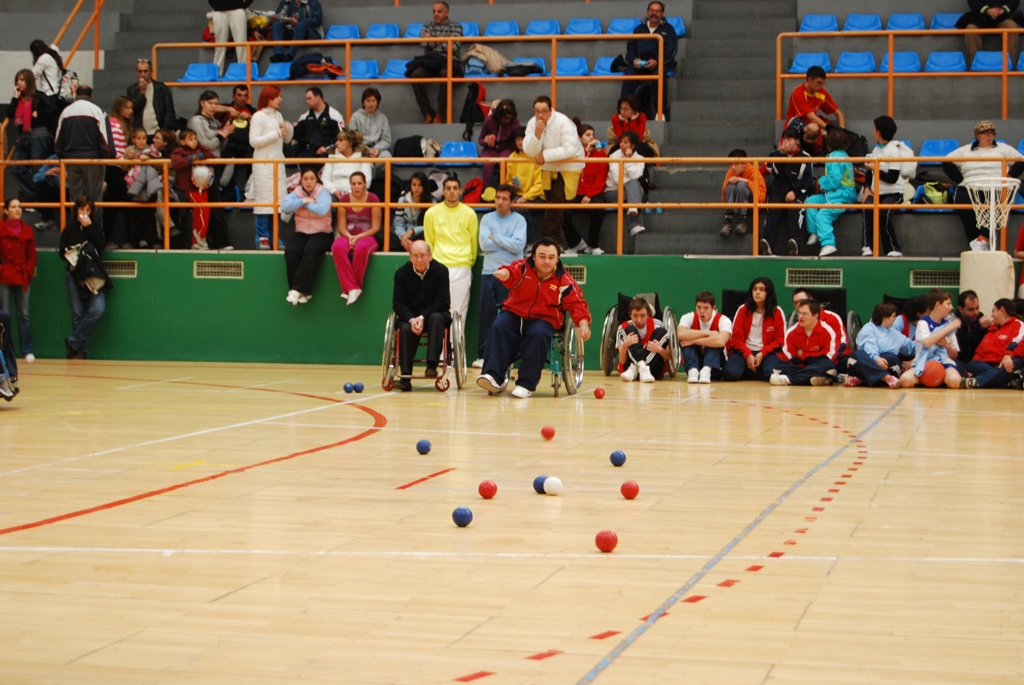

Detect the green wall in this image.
[21,252,975,364]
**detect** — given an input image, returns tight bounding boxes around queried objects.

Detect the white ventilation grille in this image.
[910,269,960,288]
[103,260,137,278]
[786,268,842,288]
[194,261,244,279]
[564,264,586,284]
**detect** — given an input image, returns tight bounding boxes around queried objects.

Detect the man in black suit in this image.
[392,240,451,391]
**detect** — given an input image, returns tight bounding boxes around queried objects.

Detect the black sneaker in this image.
[961,377,979,389]
[395,378,412,392]
[787,238,799,255]
[759,238,772,256]
[1007,374,1024,390]
[424,366,438,378]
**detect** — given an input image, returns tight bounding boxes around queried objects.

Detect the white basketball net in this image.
[964,177,1021,243]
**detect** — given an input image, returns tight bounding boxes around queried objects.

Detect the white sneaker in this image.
[638,362,655,383]
[769,372,791,386]
[24,353,35,363]
[687,368,699,384]
[629,224,646,236]
[477,373,502,394]
[297,294,310,304]
[192,230,209,250]
[511,385,533,398]
[818,245,837,257]
[564,240,586,256]
[286,289,301,305]
[886,251,903,258]
[346,289,362,305]
[620,364,638,382]
[861,246,872,257]
[698,366,712,384]
[279,212,294,223]
[589,246,605,255]
[810,375,834,386]
[471,359,484,369]
[807,233,819,246]
[258,237,271,250]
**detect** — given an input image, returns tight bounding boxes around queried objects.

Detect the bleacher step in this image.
[688,17,796,40]
[680,57,776,80]
[695,0,797,21]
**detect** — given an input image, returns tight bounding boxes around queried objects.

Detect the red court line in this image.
[525,650,563,661]
[682,595,706,603]
[589,631,621,640]
[396,468,457,490]
[454,671,494,682]
[717,580,739,587]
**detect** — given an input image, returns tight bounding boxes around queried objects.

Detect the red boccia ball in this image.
[541,426,556,440]
[594,387,606,399]
[620,481,640,500]
[595,530,618,553]
[478,480,498,499]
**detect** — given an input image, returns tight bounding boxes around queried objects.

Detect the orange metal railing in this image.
[777,27,1024,121]
[58,0,106,70]
[153,34,666,122]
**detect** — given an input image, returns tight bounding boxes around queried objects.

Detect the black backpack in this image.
[460,82,487,142]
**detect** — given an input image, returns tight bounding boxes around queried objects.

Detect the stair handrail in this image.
[62,0,107,71]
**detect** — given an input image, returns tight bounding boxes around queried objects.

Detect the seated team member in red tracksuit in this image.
[615,296,672,383]
[770,297,839,386]
[965,298,1024,389]
[791,287,852,372]
[723,276,787,382]
[477,237,592,399]
[677,291,733,384]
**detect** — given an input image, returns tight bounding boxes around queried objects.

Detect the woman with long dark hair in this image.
[30,40,63,98]
[3,70,53,201]
[722,276,786,381]
[187,89,236,249]
[392,172,433,251]
[103,96,133,247]
[0,199,37,363]
[60,196,111,359]
[478,99,519,187]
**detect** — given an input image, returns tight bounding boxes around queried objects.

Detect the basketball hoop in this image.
[964,176,1020,250]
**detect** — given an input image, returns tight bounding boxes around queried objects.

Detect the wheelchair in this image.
[499,316,586,397]
[786,287,863,352]
[599,292,680,378]
[381,311,467,392]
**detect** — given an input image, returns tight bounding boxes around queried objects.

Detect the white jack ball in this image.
[543,476,563,495]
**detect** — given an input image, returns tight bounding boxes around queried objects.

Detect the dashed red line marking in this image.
[828,489,840,493]
[746,565,764,572]
[783,540,797,545]
[396,468,457,490]
[590,631,621,640]
[639,612,668,622]
[854,461,864,465]
[717,579,739,587]
[682,595,706,603]
[455,671,495,682]
[812,507,825,512]
[820,497,833,502]
[805,516,818,522]
[794,528,808,534]
[834,481,846,485]
[848,467,858,471]
[525,650,562,661]
[767,552,785,558]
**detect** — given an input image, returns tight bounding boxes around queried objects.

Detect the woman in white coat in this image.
[321,129,372,200]
[249,85,293,249]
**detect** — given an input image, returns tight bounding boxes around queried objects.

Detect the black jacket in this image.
[5,94,55,135]
[968,1,1018,13]
[126,80,178,132]
[393,260,451,325]
[59,217,113,297]
[764,149,815,199]
[294,107,340,157]
[54,97,113,159]
[208,0,255,10]
[625,21,678,67]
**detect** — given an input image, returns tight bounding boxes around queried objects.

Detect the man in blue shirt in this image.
[473,184,527,367]
[622,1,678,119]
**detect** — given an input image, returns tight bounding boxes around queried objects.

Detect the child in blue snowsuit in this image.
[805,128,857,256]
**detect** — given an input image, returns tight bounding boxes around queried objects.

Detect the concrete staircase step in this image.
[675,78,776,100]
[684,39,781,59]
[681,57,776,79]
[125,13,205,32]
[688,17,796,39]
[695,0,797,21]
[636,232,754,255]
[674,99,775,121]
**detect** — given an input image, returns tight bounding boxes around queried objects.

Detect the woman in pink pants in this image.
[332,171,381,305]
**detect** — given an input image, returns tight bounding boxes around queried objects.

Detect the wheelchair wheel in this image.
[787,308,798,328]
[381,312,398,391]
[561,317,585,395]
[662,305,680,378]
[599,305,618,376]
[451,311,467,390]
[846,311,862,353]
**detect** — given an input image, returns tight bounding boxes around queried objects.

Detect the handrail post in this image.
[53,0,87,48]
[887,32,894,117]
[657,34,664,121]
[1002,30,1009,120]
[272,162,279,250]
[550,38,557,110]
[751,164,759,256]
[93,0,100,71]
[775,34,783,121]
[345,42,352,123]
[616,158,624,255]
[59,162,67,231]
[872,159,880,256]
[162,162,171,250]
[245,44,253,106]
[1001,159,1009,251]
[446,39,453,124]
[383,161,392,252]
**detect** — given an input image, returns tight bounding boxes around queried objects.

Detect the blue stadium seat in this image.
[439,141,479,166]
[404,23,424,38]
[525,19,560,36]
[886,13,926,31]
[607,18,642,34]
[789,53,832,74]
[349,60,380,79]
[667,17,685,36]
[972,51,1012,71]
[383,59,409,79]
[325,24,359,40]
[484,21,519,37]
[931,13,962,30]
[566,18,602,35]
[843,14,882,31]
[799,14,838,33]
[219,62,259,81]
[177,63,219,82]
[878,52,922,72]
[555,57,588,76]
[925,51,967,72]
[508,57,547,75]
[834,52,877,73]
[918,139,960,164]
[461,22,480,37]
[1019,140,1024,156]
[591,56,616,76]
[259,62,291,81]
[366,23,399,39]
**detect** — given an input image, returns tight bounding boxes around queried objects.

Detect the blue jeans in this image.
[966,358,1024,388]
[476,275,509,359]
[851,349,900,386]
[272,20,321,56]
[774,357,836,385]
[65,272,106,355]
[722,350,780,381]
[12,132,52,201]
[682,345,724,373]
[482,311,555,392]
[0,284,32,356]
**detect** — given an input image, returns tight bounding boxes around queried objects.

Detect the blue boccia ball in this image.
[416,439,432,455]
[533,475,548,494]
[344,382,354,393]
[452,506,473,527]
[354,382,364,393]
[610,450,626,467]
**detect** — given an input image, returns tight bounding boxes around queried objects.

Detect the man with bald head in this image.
[392,240,451,391]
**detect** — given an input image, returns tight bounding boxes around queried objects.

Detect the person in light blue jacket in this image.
[805,128,857,257]
[847,302,915,388]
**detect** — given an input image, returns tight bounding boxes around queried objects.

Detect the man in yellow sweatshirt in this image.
[424,177,479,324]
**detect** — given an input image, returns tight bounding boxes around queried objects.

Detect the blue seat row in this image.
[790,50,1019,74]
[799,13,963,33]
[323,17,685,40]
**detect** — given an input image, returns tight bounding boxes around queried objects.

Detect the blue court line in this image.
[576,393,907,684]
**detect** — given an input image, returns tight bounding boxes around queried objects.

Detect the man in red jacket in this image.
[770,298,839,386]
[964,299,1024,388]
[477,237,592,398]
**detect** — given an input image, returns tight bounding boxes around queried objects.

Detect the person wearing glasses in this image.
[126,59,177,138]
[620,1,678,120]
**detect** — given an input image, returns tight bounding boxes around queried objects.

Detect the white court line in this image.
[226,378,299,392]
[0,546,1021,564]
[0,392,389,479]
[114,376,197,391]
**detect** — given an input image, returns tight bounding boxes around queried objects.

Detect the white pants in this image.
[213,9,248,74]
[448,266,472,325]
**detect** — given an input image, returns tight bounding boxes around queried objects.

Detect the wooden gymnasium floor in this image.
[1,360,1023,685]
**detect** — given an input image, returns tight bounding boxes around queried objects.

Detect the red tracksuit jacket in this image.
[973,318,1024,363]
[781,319,838,365]
[729,305,786,358]
[499,257,592,331]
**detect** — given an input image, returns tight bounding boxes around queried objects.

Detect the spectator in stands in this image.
[189,90,236,249]
[102,96,134,248]
[900,289,966,389]
[348,88,393,168]
[894,294,928,342]
[250,85,293,249]
[55,85,111,228]
[30,40,63,101]
[955,289,990,363]
[723,277,786,381]
[506,126,544,243]
[474,183,527,368]
[607,94,660,159]
[523,95,586,247]
[621,1,678,120]
[0,199,37,363]
[942,120,1024,251]
[281,167,333,305]
[616,296,671,383]
[3,70,53,203]
[604,130,646,237]
[292,87,342,159]
[563,122,608,255]
[719,149,765,238]
[410,1,464,124]
[805,128,856,257]
[321,129,373,199]
[760,128,813,256]
[425,177,478,324]
[677,291,732,384]
[0,311,17,399]
[127,59,177,138]
[60,196,110,359]
[791,287,850,369]
[32,155,61,231]
[208,0,255,75]
[269,0,323,63]
[479,99,519,187]
[171,129,216,250]
[770,298,838,386]
[217,85,256,193]
[957,1,1024,65]
[478,237,591,398]
[798,124,826,158]
[785,66,845,143]
[394,172,434,251]
[332,171,380,306]
[392,240,451,390]
[862,115,915,258]
[964,298,1024,387]
[845,302,913,388]
[123,128,163,249]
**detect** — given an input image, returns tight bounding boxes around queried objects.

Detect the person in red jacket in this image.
[965,299,1024,388]
[792,287,851,370]
[0,199,37,362]
[771,298,839,386]
[723,276,786,381]
[170,129,215,250]
[563,122,608,255]
[477,237,592,398]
